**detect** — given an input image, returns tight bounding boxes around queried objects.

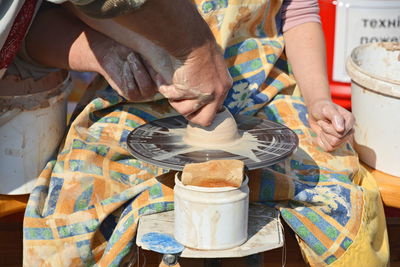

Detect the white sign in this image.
[333,0,400,83]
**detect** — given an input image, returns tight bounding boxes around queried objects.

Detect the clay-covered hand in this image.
[70,0,231,125]
[157,43,233,126]
[308,99,355,152]
[98,41,164,101]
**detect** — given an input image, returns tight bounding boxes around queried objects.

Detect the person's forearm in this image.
[25,6,108,73]
[67,0,231,126]
[283,22,331,106]
[111,0,215,59]
[284,22,355,151]
[65,3,175,83]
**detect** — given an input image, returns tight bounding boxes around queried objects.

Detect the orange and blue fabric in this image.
[23,0,389,266]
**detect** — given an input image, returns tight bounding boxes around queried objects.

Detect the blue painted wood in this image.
[141,232,184,254]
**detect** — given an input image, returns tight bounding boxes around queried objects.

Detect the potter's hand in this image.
[308,99,355,152]
[158,43,232,126]
[98,42,164,101]
[68,0,232,122]
[98,0,232,126]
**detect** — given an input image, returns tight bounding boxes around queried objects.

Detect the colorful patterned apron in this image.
[23,0,389,266]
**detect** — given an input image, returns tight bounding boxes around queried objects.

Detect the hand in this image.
[69,0,231,124]
[308,99,355,152]
[97,41,164,101]
[103,0,231,126]
[156,42,233,126]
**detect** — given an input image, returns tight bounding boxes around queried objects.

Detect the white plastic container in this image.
[0,71,72,194]
[346,42,400,176]
[174,173,249,250]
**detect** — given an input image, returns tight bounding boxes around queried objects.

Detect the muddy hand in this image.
[156,43,232,127]
[99,42,163,101]
[308,99,355,151]
[71,0,231,125]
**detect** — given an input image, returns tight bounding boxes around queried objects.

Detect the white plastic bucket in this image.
[346,42,400,176]
[174,173,249,250]
[0,71,72,194]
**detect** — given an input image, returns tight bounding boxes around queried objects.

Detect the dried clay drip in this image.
[181,160,244,188]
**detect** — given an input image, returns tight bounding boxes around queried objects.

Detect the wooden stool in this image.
[362,163,400,209]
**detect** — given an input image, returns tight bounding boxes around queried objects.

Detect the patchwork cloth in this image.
[23,0,388,265]
[23,91,388,266]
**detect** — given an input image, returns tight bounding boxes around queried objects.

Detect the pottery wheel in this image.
[126,115,298,170]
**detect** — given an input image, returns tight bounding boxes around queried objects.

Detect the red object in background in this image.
[319,0,352,110]
[0,0,38,70]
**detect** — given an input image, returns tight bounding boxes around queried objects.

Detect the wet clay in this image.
[378,42,400,61]
[127,108,299,171]
[0,71,67,96]
[184,107,240,147]
[379,42,400,52]
[0,71,70,112]
[157,124,280,163]
[153,108,276,163]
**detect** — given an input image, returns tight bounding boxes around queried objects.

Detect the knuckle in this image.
[223,82,233,91]
[225,77,233,88]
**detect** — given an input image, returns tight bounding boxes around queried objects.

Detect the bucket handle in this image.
[0,109,21,127]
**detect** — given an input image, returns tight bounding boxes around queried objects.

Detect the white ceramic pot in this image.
[0,71,72,194]
[346,42,400,176]
[174,173,249,250]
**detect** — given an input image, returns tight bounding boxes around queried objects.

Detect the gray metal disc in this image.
[126,115,298,170]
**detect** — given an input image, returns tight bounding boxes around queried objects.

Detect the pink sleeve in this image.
[281,0,321,32]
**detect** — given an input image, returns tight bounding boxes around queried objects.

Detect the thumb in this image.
[321,105,345,133]
[158,85,186,100]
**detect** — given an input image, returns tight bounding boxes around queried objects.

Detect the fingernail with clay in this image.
[123,62,134,89]
[334,115,344,132]
[127,53,138,70]
[127,53,135,63]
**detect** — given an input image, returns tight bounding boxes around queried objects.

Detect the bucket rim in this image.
[0,70,71,99]
[349,42,400,85]
[346,42,400,98]
[0,71,72,112]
